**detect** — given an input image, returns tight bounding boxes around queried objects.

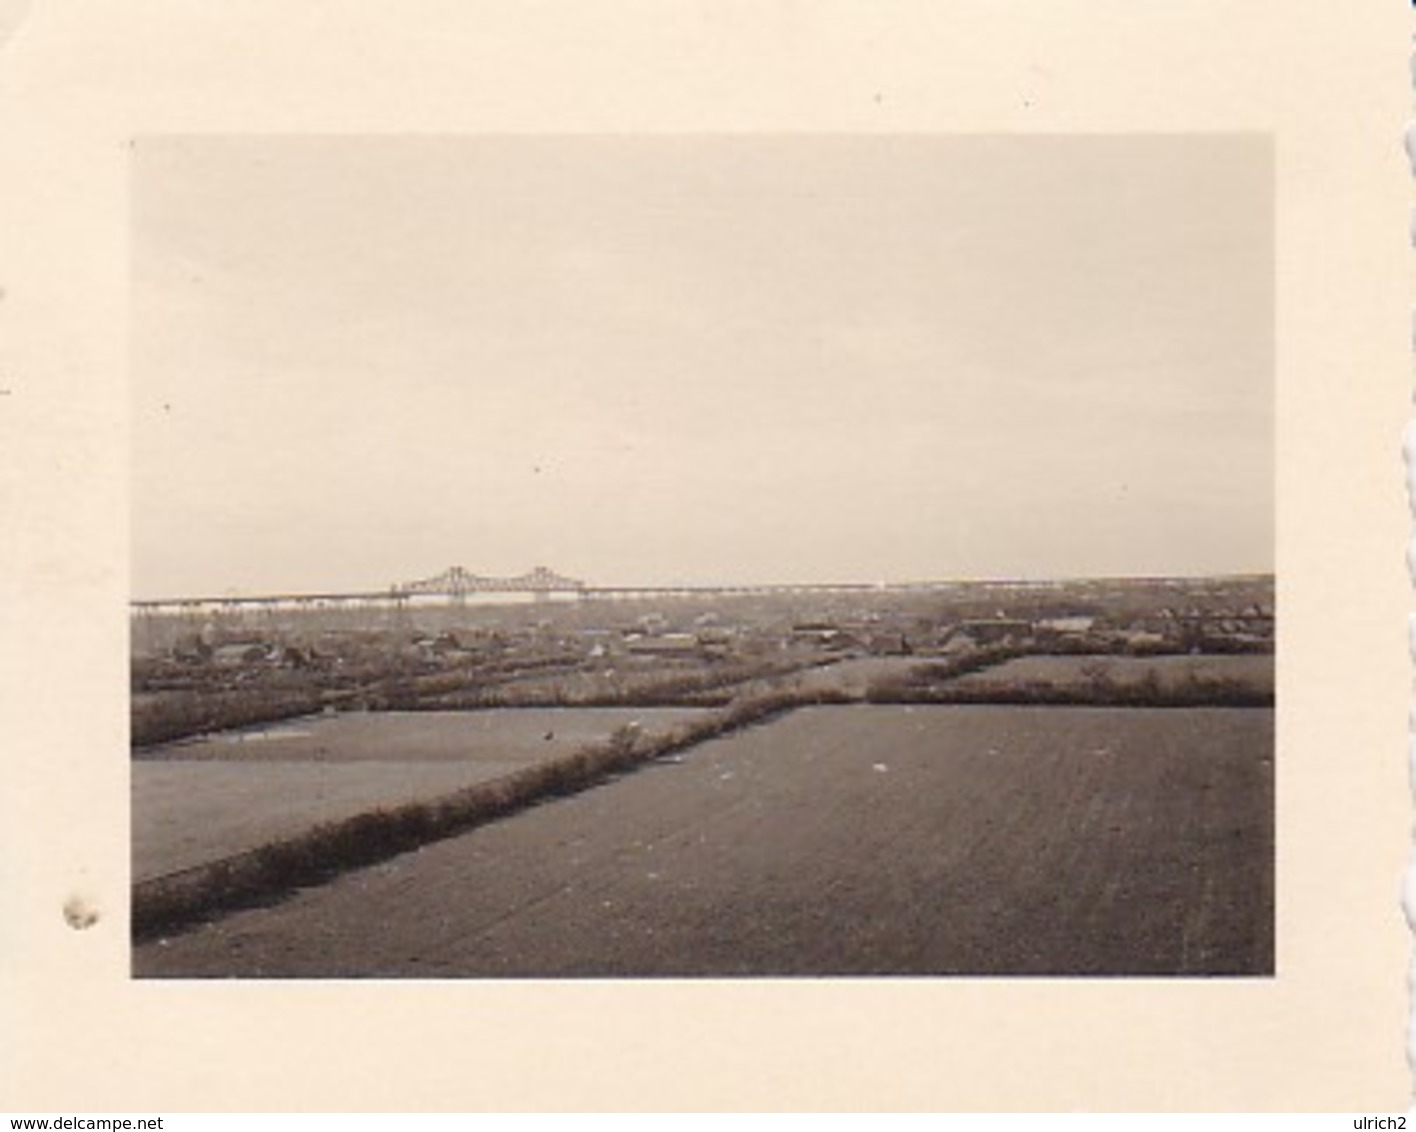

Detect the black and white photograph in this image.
[5,0,1409,1114]
[128,135,1275,979]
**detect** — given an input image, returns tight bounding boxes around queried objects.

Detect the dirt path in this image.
[135,705,1273,978]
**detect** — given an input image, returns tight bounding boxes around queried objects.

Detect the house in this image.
[941,631,978,655]
[171,638,212,664]
[953,618,1032,646]
[210,642,267,667]
[625,632,701,658]
[1118,629,1168,654]
[1035,616,1098,649]
[411,632,469,663]
[791,623,853,651]
[1036,616,1096,636]
[862,631,910,656]
[695,628,736,658]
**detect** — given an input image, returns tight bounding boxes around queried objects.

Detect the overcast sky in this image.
[131,135,1272,599]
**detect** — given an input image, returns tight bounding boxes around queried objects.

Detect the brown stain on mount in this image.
[63,896,100,931]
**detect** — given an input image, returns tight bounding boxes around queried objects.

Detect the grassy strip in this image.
[859,646,1029,701]
[132,659,817,749]
[132,689,328,750]
[385,688,739,710]
[131,686,849,942]
[865,657,1273,709]
[864,682,1273,708]
[367,658,823,711]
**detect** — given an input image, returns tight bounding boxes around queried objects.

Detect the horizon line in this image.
[130,568,1276,608]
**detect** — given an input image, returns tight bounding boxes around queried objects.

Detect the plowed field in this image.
[134,705,1272,977]
[133,707,706,881]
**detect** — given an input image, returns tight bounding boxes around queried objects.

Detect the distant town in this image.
[131,569,1273,745]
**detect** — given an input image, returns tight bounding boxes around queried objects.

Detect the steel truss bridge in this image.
[128,564,962,617]
[129,565,1275,620]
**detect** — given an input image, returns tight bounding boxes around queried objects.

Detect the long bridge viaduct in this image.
[129,565,939,618]
[129,565,1276,633]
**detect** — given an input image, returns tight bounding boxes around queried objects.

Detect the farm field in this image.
[948,653,1273,694]
[789,656,921,696]
[134,704,1273,978]
[133,707,707,881]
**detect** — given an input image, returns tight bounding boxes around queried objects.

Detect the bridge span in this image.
[129,565,963,617]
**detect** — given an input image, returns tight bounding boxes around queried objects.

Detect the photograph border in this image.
[0,0,1406,1111]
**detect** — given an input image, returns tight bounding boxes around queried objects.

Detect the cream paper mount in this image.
[0,0,1408,1113]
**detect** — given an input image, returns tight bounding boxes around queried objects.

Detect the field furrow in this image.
[135,705,1272,978]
